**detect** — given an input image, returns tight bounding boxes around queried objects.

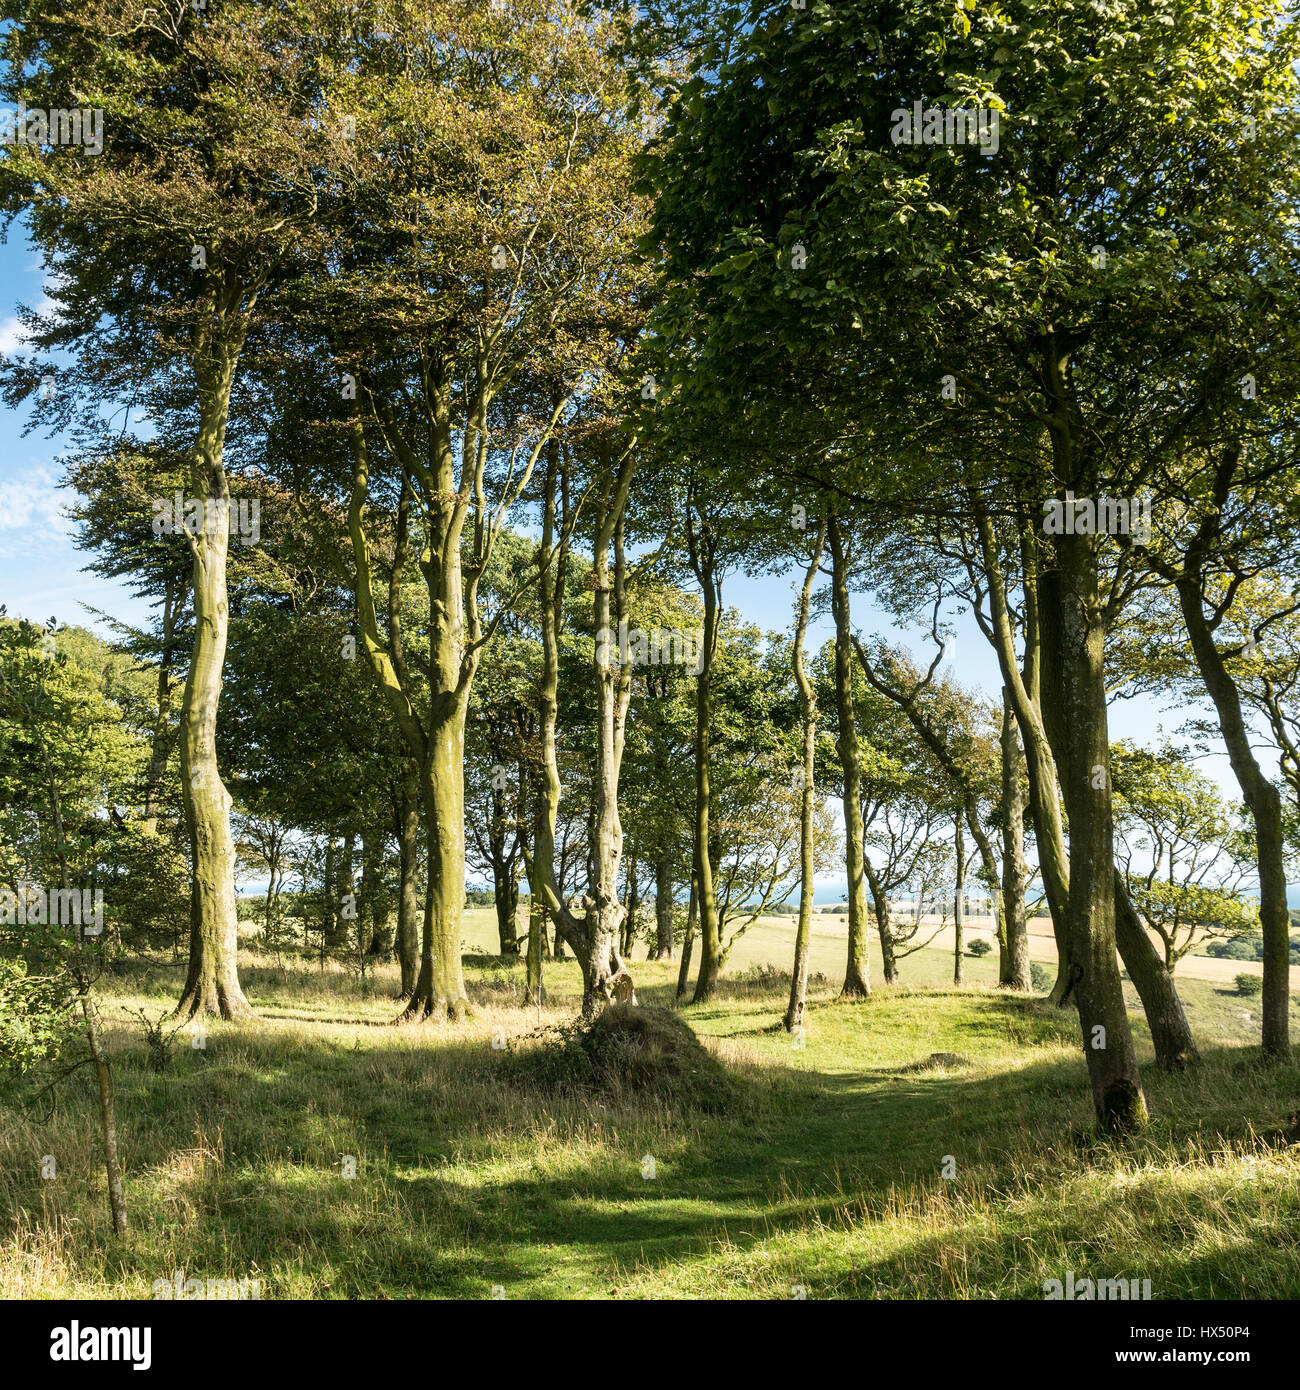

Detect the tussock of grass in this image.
[904,1052,973,1072]
[512,1005,741,1114]
[2,913,1298,1299]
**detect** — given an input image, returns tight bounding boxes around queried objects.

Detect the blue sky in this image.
[0,219,1261,901]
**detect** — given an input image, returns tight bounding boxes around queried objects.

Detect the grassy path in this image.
[2,911,1298,1299]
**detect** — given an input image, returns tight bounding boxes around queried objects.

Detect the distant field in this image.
[718,908,1300,989]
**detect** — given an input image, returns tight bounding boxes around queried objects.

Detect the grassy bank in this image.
[3,910,1298,1299]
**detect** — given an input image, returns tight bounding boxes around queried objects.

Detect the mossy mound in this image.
[905,1051,973,1071]
[515,1004,737,1111]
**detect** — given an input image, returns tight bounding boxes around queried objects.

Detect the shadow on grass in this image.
[11,965,1299,1299]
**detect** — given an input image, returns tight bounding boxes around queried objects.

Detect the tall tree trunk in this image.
[395,775,420,997]
[490,785,520,955]
[141,579,184,836]
[1114,868,1199,1070]
[327,832,355,949]
[677,877,698,1001]
[526,439,638,1015]
[999,691,1032,990]
[175,354,252,1021]
[983,507,1195,1062]
[321,834,336,947]
[361,834,388,954]
[785,526,825,1032]
[653,853,674,961]
[525,892,545,1008]
[975,504,1073,1001]
[345,401,478,1024]
[623,846,639,958]
[404,705,471,1020]
[1054,530,1147,1131]
[689,509,725,1005]
[864,858,896,982]
[580,518,634,1017]
[1042,546,1196,1069]
[1173,573,1291,1062]
[953,817,965,986]
[827,517,873,994]
[368,903,396,959]
[81,992,128,1237]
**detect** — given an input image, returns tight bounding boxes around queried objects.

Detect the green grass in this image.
[2,908,1298,1299]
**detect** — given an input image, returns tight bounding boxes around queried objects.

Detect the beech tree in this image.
[0,0,355,1018]
[641,0,1300,1124]
[320,1,649,1017]
[785,521,827,1032]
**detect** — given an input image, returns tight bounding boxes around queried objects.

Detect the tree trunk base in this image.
[172,981,256,1022]
[397,991,470,1023]
[840,971,871,999]
[1155,1047,1198,1072]
[689,972,716,1006]
[1096,1079,1149,1133]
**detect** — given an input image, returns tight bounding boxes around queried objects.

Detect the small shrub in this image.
[128,1009,183,1072]
[966,938,992,957]
[736,962,787,988]
[1030,962,1054,994]
[1235,973,1264,997]
[906,1052,972,1071]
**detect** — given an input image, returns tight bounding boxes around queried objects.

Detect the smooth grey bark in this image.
[653,854,675,961]
[174,321,253,1022]
[1113,868,1198,1069]
[395,772,420,997]
[999,691,1032,991]
[527,442,638,1015]
[785,524,825,1033]
[827,516,872,995]
[1155,528,1291,1062]
[686,493,725,1004]
[677,878,698,1001]
[953,817,965,986]
[1054,527,1147,1130]
[82,992,128,1237]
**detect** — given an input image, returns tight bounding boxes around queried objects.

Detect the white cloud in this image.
[0,314,28,354]
[0,462,68,556]
[0,292,56,354]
